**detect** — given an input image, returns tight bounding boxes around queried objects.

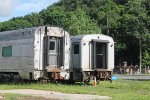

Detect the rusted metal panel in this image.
[47,68,62,72]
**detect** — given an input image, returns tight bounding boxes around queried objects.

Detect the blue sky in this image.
[0,0,60,22]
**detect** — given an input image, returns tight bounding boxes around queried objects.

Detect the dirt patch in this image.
[0,89,110,100]
[18,95,59,100]
[0,96,4,100]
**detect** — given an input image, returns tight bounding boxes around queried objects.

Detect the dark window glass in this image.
[2,46,12,57]
[74,44,79,54]
[49,41,55,50]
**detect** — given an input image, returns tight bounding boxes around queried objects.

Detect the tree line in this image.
[0,0,149,67]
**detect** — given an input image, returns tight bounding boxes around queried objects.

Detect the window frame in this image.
[2,46,12,57]
[74,43,80,54]
[49,41,55,50]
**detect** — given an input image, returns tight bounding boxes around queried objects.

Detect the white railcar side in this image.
[71,34,114,82]
[0,26,71,81]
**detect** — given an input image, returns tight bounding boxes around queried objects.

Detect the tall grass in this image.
[0,79,150,100]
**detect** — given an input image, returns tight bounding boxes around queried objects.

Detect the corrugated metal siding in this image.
[48,55,57,67]
[0,28,36,41]
[0,39,34,71]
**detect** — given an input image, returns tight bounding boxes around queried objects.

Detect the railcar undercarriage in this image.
[83,69,112,84]
[0,72,21,83]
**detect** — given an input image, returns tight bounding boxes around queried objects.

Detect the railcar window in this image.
[49,41,55,50]
[2,46,12,57]
[74,44,79,54]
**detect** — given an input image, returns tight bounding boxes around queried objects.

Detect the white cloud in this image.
[0,0,60,22]
[0,0,19,16]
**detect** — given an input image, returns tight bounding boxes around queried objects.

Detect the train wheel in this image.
[38,77,48,83]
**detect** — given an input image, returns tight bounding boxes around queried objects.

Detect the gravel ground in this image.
[0,89,110,100]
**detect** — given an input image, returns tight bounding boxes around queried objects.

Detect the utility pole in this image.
[139,39,142,73]
[106,15,109,35]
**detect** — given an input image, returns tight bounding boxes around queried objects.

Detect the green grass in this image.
[0,79,150,100]
[0,93,41,100]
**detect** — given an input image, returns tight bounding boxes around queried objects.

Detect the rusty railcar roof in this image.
[0,26,44,41]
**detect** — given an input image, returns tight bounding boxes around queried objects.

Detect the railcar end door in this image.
[72,43,80,68]
[93,42,107,69]
[48,37,59,68]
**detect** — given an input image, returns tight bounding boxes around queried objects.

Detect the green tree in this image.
[40,5,101,35]
[24,13,44,26]
[1,19,32,31]
[0,22,2,31]
[40,6,67,27]
[121,0,149,71]
[97,0,122,36]
[65,9,101,35]
[142,50,150,66]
